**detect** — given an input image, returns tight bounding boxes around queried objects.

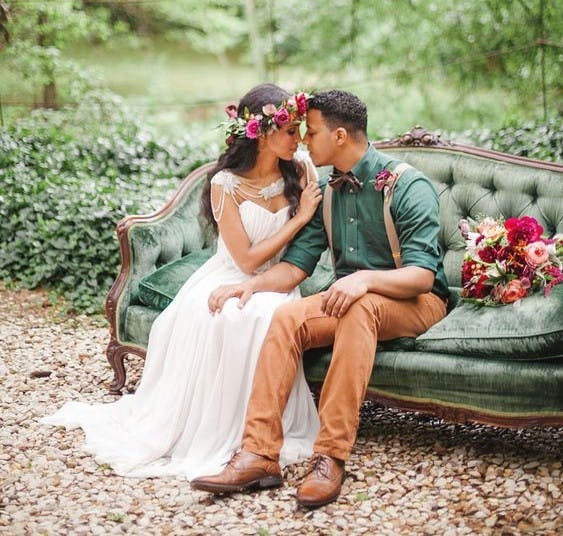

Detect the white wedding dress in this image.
[41,169,320,479]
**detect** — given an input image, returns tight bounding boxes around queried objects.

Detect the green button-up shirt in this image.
[282,145,449,298]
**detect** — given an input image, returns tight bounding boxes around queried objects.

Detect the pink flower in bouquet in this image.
[458,219,471,239]
[477,217,505,241]
[493,279,529,304]
[525,241,549,267]
[273,107,290,127]
[245,117,261,139]
[544,265,563,295]
[505,216,543,245]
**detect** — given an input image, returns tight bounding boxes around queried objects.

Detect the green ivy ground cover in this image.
[0,91,218,314]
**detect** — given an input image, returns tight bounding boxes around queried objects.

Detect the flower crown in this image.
[221,92,311,145]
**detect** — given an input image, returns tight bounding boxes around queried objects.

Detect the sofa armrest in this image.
[105,162,216,347]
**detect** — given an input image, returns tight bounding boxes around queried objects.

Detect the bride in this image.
[41,83,321,479]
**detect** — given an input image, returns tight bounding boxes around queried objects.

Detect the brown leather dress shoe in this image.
[190,450,282,493]
[297,454,345,508]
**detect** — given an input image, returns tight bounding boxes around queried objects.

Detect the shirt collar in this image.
[350,144,388,186]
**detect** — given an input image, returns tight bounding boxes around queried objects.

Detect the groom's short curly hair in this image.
[308,90,367,139]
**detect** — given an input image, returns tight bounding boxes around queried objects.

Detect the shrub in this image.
[461,117,562,163]
[0,91,218,313]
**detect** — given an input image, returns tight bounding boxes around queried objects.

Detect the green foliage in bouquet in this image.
[0,91,218,314]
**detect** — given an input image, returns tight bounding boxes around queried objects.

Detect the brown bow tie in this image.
[328,168,362,192]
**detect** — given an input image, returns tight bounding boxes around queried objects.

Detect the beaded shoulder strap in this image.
[210,171,240,222]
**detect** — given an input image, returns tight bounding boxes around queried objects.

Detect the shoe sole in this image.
[191,475,283,494]
[297,494,339,508]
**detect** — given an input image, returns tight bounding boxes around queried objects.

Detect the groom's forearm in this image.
[250,262,308,293]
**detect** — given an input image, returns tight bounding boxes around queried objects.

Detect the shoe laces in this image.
[308,454,331,479]
[224,451,243,469]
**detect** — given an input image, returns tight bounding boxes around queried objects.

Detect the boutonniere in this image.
[372,169,398,195]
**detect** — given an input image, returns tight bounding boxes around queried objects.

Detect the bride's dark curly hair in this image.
[201,83,304,231]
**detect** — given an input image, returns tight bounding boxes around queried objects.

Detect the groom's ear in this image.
[334,127,348,146]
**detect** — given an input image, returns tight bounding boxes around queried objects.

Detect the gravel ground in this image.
[1,284,562,535]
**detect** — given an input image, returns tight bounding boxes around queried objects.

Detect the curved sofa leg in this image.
[106,339,128,395]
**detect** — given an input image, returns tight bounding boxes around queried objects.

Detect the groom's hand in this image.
[321,273,368,318]
[208,282,254,314]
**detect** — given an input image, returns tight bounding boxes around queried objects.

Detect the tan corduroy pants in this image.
[242,291,446,461]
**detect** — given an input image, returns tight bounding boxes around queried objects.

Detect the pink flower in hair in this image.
[295,92,308,115]
[273,107,290,127]
[245,117,261,139]
[224,103,238,119]
[262,103,277,117]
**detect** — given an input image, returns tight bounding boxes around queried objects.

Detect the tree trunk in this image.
[245,0,265,81]
[0,1,10,47]
[43,81,57,109]
[38,11,57,108]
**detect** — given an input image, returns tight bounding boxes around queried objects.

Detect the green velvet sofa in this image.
[105,126,563,428]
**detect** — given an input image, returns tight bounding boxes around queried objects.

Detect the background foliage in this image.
[465,118,563,162]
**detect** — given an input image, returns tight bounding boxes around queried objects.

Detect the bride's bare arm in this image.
[213,181,321,274]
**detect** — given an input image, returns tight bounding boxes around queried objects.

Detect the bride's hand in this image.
[208,284,242,314]
[208,282,254,314]
[296,181,322,223]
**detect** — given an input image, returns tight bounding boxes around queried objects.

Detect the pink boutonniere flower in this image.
[373,169,398,192]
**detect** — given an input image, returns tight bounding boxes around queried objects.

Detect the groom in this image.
[192,90,449,507]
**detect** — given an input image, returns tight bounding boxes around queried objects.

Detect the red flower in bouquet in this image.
[459,215,563,306]
[505,216,543,245]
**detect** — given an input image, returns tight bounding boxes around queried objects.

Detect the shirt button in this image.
[349,217,355,223]
[349,246,354,252]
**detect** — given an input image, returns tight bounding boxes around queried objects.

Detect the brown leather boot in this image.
[297,454,345,508]
[190,450,282,493]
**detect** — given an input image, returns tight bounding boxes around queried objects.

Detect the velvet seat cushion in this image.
[415,285,563,360]
[138,249,214,311]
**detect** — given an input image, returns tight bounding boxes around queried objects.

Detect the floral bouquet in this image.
[458,215,563,306]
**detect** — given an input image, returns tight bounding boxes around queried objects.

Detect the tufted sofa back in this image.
[372,146,563,287]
